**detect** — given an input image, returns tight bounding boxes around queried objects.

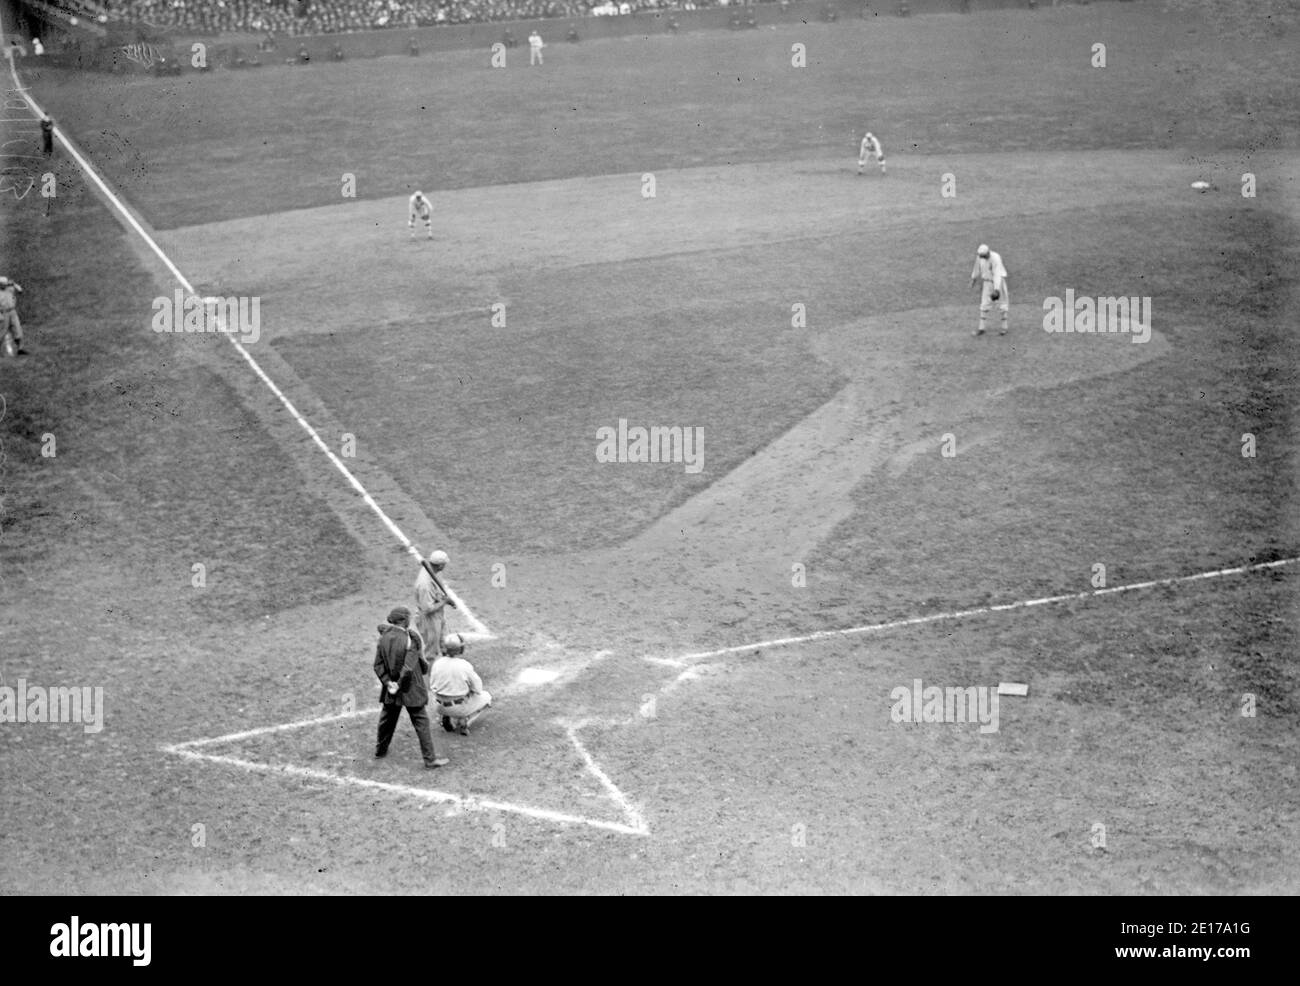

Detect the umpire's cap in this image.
[387,606,411,625]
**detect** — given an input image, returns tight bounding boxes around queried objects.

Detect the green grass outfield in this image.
[1,3,1297,893]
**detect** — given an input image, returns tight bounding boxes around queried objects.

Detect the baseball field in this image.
[1,1,1298,894]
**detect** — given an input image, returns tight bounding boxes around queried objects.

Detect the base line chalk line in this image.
[666,557,1297,665]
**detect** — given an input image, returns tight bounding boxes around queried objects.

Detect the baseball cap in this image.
[977,244,990,257]
[428,549,449,566]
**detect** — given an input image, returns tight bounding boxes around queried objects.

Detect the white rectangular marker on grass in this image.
[997,683,1029,697]
[517,668,562,686]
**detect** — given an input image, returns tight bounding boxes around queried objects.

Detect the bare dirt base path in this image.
[618,305,1170,600]
[160,148,1210,659]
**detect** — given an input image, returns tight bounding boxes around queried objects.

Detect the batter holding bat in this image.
[414,549,457,656]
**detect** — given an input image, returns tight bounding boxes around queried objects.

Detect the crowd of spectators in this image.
[98,0,756,36]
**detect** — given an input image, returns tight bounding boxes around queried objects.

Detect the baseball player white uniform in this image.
[858,132,886,175]
[408,191,433,239]
[970,244,1009,336]
[0,277,26,355]
[528,31,544,65]
[414,550,452,655]
[429,636,492,735]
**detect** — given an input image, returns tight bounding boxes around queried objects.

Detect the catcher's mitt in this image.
[990,289,1001,301]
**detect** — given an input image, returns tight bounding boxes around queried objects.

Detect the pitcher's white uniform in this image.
[858,131,885,174]
[408,190,433,239]
[970,244,1009,335]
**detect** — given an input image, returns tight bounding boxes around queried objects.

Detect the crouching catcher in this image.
[431,633,492,736]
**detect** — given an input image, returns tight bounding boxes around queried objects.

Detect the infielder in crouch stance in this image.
[858,130,886,175]
[970,243,1009,336]
[408,190,433,239]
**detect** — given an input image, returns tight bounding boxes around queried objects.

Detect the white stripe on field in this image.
[666,557,1298,665]
[559,719,648,835]
[166,747,647,836]
[163,709,371,750]
[1,55,489,639]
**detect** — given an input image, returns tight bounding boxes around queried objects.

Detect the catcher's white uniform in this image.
[408,191,433,239]
[970,244,1009,336]
[858,132,885,174]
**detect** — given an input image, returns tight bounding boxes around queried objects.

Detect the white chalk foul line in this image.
[664,557,1298,665]
[163,710,648,836]
[164,746,646,836]
[2,59,489,640]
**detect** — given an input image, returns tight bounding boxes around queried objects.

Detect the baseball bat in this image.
[419,557,458,609]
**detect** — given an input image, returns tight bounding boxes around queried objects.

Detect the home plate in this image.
[517,667,562,686]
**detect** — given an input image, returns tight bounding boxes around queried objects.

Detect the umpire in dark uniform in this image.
[373,606,448,769]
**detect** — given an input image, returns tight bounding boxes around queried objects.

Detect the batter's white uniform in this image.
[858,132,885,174]
[970,246,1009,335]
[408,191,433,239]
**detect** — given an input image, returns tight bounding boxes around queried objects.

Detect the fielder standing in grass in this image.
[528,30,544,66]
[0,276,27,356]
[415,549,456,657]
[408,189,433,240]
[970,243,1009,336]
[858,130,886,175]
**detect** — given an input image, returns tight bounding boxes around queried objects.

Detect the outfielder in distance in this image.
[858,130,886,175]
[970,243,1009,337]
[408,189,433,239]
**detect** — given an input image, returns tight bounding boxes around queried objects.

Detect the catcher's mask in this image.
[443,633,466,655]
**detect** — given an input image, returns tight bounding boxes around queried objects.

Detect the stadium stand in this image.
[95,0,736,35]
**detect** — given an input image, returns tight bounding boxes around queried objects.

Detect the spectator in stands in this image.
[103,0,710,35]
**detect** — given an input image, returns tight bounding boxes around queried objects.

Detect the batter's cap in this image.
[428,549,449,566]
[977,244,990,257]
[442,632,466,655]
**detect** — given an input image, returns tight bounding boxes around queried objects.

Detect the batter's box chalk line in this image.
[162,711,649,836]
